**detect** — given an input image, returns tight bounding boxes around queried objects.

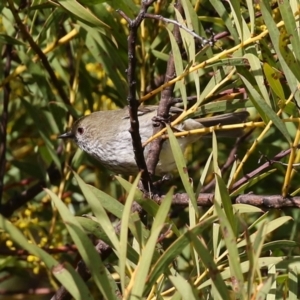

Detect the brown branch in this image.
[159,193,300,209]
[146,0,184,177]
[0,44,12,206]
[117,0,156,191]
[0,287,54,296]
[1,144,295,218]
[0,245,78,257]
[230,146,300,193]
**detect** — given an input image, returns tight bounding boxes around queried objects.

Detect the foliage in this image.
[1,0,300,299]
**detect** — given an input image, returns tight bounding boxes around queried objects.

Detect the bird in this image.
[58,106,248,175]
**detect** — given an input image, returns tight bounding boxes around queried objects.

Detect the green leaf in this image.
[169,274,198,300]
[77,216,140,264]
[174,6,195,62]
[166,125,198,216]
[88,185,124,218]
[214,201,245,298]
[199,257,285,289]
[194,69,225,106]
[232,204,263,214]
[190,99,253,118]
[46,188,117,299]
[260,0,300,105]
[263,63,285,100]
[245,0,255,34]
[147,216,217,289]
[73,172,120,252]
[226,0,250,41]
[195,152,212,195]
[151,49,170,61]
[237,216,292,248]
[255,274,276,299]
[278,0,300,64]
[188,231,230,299]
[230,169,277,196]
[57,0,110,30]
[119,174,141,293]
[212,131,220,177]
[82,23,127,99]
[209,0,239,43]
[215,174,237,235]
[244,53,271,107]
[167,27,187,108]
[130,188,173,298]
[278,30,300,82]
[247,221,267,298]
[288,267,299,300]
[262,240,297,253]
[239,73,292,143]
[0,34,25,45]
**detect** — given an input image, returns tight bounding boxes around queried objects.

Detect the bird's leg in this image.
[151,114,171,127]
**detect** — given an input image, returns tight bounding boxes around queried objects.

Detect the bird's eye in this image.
[77,127,84,135]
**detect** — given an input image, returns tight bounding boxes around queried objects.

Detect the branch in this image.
[2,144,296,218]
[230,146,299,192]
[144,13,213,47]
[162,193,300,209]
[146,0,184,177]
[0,44,12,206]
[0,245,78,256]
[117,0,156,191]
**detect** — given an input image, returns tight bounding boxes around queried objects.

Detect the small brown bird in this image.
[59,106,248,175]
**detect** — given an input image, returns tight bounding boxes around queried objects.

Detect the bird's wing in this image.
[194,111,249,127]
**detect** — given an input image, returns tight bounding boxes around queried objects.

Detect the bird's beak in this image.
[58,131,74,139]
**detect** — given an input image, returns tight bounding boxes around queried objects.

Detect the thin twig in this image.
[154,192,300,209]
[0,44,12,206]
[144,13,213,46]
[230,146,300,192]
